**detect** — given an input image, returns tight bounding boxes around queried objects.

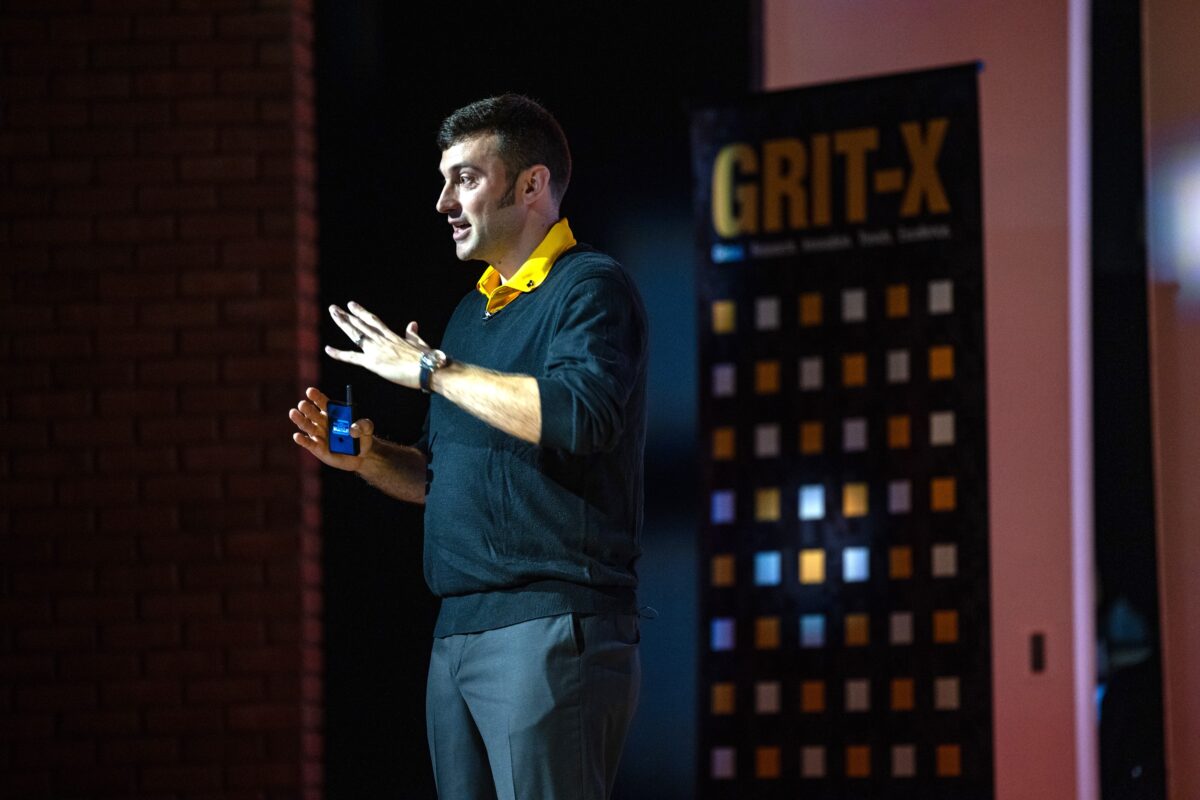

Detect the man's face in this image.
[436,134,523,264]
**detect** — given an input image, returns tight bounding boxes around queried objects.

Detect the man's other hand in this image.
[289,386,374,470]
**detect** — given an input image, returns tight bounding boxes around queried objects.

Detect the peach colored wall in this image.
[762,3,1097,800]
[1144,0,1200,797]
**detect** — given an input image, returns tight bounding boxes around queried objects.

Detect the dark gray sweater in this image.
[418,245,648,637]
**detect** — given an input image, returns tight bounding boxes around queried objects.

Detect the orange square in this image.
[936,744,962,777]
[843,483,868,517]
[889,546,913,579]
[799,549,825,584]
[711,682,735,714]
[933,610,959,643]
[712,427,735,460]
[799,292,822,326]
[846,745,871,778]
[755,616,781,649]
[886,284,910,318]
[712,300,736,333]
[929,345,954,380]
[800,680,825,712]
[842,353,867,387]
[711,554,735,587]
[755,360,781,394]
[931,477,957,511]
[887,415,911,449]
[800,421,823,455]
[891,678,915,711]
[844,613,869,646]
[756,746,782,779]
[755,488,781,521]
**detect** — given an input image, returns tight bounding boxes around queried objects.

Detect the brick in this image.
[143,474,223,501]
[95,215,176,243]
[101,736,178,764]
[98,564,178,591]
[180,155,257,182]
[228,473,297,499]
[185,677,264,704]
[138,416,220,443]
[0,247,51,273]
[139,357,219,385]
[228,762,299,789]
[51,72,132,98]
[177,97,258,124]
[176,41,256,67]
[0,17,47,41]
[135,69,214,96]
[180,270,259,296]
[179,500,261,532]
[90,99,173,126]
[101,678,182,707]
[182,562,262,589]
[99,271,176,299]
[10,389,93,416]
[186,620,264,647]
[52,418,134,446]
[58,534,137,562]
[54,186,136,214]
[223,298,296,324]
[0,713,56,741]
[10,217,91,243]
[180,328,261,354]
[10,507,93,536]
[12,158,93,185]
[225,588,295,617]
[5,44,89,72]
[180,386,261,415]
[11,738,97,768]
[91,42,173,68]
[140,765,223,792]
[0,420,49,448]
[11,331,92,359]
[15,624,96,649]
[219,69,292,96]
[139,591,221,619]
[0,186,50,215]
[144,652,224,680]
[97,388,178,416]
[12,568,96,595]
[180,211,259,239]
[98,504,177,532]
[140,300,219,327]
[183,443,261,472]
[228,645,295,674]
[6,101,89,127]
[58,652,141,679]
[137,242,218,270]
[181,732,266,764]
[228,703,299,731]
[95,156,175,183]
[52,359,137,387]
[0,74,50,99]
[139,533,219,561]
[94,0,174,11]
[139,185,217,211]
[46,124,136,155]
[50,15,132,41]
[53,244,134,270]
[219,184,292,208]
[0,653,56,678]
[94,330,176,357]
[103,621,181,649]
[134,14,214,39]
[15,683,97,712]
[56,594,136,621]
[219,12,289,38]
[11,450,95,476]
[136,127,218,154]
[223,357,296,382]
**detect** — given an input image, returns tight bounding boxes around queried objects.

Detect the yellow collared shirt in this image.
[475,218,577,316]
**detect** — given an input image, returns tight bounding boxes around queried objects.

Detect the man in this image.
[288,94,647,800]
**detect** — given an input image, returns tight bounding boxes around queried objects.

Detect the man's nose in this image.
[435,185,458,214]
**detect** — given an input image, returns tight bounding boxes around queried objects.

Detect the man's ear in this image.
[522,164,552,206]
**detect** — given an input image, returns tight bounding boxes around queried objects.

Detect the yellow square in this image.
[929,345,954,379]
[712,300,736,333]
[711,682,736,715]
[800,421,824,455]
[754,616,781,649]
[799,292,822,326]
[891,678,915,711]
[933,610,959,643]
[936,744,962,777]
[755,488,781,521]
[842,353,867,387]
[931,477,957,511]
[844,613,869,646]
[799,549,825,584]
[846,745,871,778]
[800,680,825,712]
[712,427,735,460]
[843,483,868,517]
[754,360,780,394]
[756,746,781,779]
[889,546,913,579]
[711,554,735,587]
[887,415,911,449]
[886,284,910,318]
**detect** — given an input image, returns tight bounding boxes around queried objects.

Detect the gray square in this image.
[935,676,960,710]
[801,746,826,778]
[712,363,736,397]
[892,744,917,777]
[842,288,867,322]
[845,678,870,711]
[755,681,781,714]
[800,357,823,390]
[930,411,955,445]
[929,279,954,314]
[711,746,736,779]
[931,543,958,577]
[842,418,868,452]
[755,296,780,330]
[887,349,910,384]
[888,480,912,514]
[890,612,914,645]
[754,423,780,458]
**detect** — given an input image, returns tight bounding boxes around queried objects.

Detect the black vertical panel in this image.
[314,3,750,797]
[1090,2,1167,798]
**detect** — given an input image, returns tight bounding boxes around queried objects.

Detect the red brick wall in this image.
[0,1,322,796]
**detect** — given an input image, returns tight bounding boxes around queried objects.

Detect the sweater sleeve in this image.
[536,274,646,455]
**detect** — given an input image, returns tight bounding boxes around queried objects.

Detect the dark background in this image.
[313,3,752,797]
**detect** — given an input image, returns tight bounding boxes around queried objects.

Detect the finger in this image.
[347,301,402,343]
[325,345,367,365]
[294,401,324,427]
[328,304,380,348]
[350,418,374,438]
[404,321,430,351]
[304,386,329,412]
[289,408,321,436]
[292,431,323,453]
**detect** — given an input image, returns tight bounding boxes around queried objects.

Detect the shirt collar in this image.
[475,218,577,315]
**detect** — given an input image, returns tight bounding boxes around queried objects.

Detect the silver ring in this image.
[355,335,365,347]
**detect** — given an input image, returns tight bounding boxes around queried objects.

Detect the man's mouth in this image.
[451,221,471,242]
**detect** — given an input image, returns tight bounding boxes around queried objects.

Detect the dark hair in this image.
[437,94,572,203]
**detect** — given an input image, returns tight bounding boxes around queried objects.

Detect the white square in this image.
[801,746,826,778]
[712,363,736,397]
[931,543,958,578]
[842,288,866,322]
[711,746,736,779]
[711,490,735,524]
[843,547,869,582]
[929,279,954,314]
[755,681,781,714]
[799,485,825,520]
[887,349,910,384]
[935,676,961,710]
[888,480,912,514]
[754,423,781,458]
[754,296,780,330]
[892,744,917,778]
[754,551,782,586]
[842,418,868,452]
[930,411,955,445]
[890,612,914,645]
[799,356,823,390]
[845,678,870,711]
[711,618,735,651]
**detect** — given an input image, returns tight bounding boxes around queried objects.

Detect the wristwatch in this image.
[418,349,451,394]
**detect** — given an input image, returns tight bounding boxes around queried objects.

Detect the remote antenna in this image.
[345,384,353,404]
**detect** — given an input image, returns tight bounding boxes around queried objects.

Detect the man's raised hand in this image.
[324,301,430,390]
[289,386,374,470]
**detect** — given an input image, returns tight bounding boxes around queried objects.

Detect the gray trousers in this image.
[426,613,641,800]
